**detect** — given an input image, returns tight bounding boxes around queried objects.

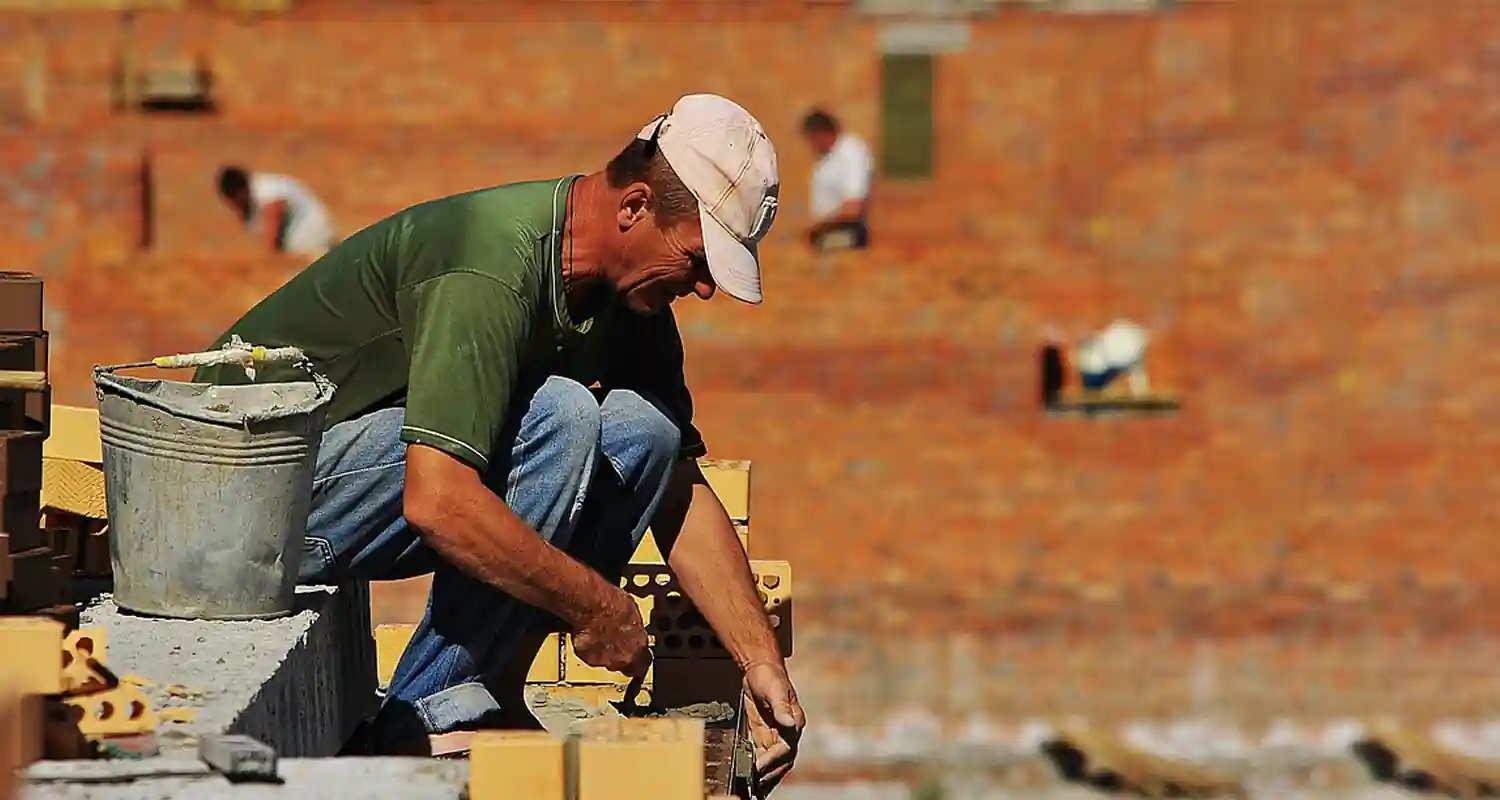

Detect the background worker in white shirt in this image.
[1074,319,1151,395]
[801,109,873,252]
[216,165,339,258]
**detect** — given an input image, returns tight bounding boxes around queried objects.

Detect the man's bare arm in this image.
[402,443,619,630]
[651,459,782,669]
[259,200,288,250]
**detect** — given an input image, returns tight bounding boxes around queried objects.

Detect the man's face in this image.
[803,129,837,156]
[615,210,716,316]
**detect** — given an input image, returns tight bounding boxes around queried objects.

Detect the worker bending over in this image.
[216,165,339,258]
[1075,319,1151,395]
[195,94,802,793]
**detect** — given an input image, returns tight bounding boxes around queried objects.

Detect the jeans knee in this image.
[600,390,681,483]
[525,376,602,465]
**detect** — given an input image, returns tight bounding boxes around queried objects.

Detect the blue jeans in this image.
[1080,366,1126,391]
[300,376,682,748]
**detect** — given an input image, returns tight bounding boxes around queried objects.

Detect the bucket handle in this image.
[92,336,336,431]
[95,335,310,382]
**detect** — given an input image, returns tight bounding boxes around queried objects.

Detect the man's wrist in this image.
[559,566,621,631]
[734,650,787,675]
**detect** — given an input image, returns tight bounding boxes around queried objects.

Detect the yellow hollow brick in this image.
[560,561,794,670]
[0,617,63,696]
[698,459,750,523]
[40,405,101,464]
[595,561,793,660]
[40,458,107,520]
[561,591,657,684]
[64,681,157,737]
[630,521,749,564]
[61,627,107,693]
[374,624,562,688]
[528,634,563,683]
[577,717,705,800]
[561,636,656,687]
[468,730,565,800]
[651,658,745,710]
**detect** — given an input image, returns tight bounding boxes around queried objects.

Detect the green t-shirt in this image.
[193,177,707,471]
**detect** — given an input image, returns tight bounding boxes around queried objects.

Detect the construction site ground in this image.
[12,581,1500,798]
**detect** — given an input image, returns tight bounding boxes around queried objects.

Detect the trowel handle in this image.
[150,345,306,370]
[94,337,309,375]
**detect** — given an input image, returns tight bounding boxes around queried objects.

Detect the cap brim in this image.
[699,206,763,305]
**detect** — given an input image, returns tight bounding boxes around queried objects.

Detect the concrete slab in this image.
[21,758,467,799]
[77,584,376,759]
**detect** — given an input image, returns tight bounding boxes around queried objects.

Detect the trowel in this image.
[609,662,651,716]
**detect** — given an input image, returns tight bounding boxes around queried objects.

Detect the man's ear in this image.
[617,182,655,232]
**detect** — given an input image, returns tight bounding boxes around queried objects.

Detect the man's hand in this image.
[743,661,806,797]
[571,586,651,677]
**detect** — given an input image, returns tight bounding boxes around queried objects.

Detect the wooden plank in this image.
[0,372,45,392]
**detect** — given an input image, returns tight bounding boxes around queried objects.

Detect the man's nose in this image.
[694,280,716,300]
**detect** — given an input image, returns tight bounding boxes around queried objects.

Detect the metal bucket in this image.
[94,363,335,620]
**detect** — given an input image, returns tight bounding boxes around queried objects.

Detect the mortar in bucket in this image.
[93,340,336,620]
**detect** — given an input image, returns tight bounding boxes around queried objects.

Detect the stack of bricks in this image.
[39,404,109,583]
[555,459,794,711]
[370,459,795,795]
[374,460,794,709]
[0,272,71,626]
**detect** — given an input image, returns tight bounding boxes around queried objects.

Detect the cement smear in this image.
[78,584,375,758]
[22,758,466,799]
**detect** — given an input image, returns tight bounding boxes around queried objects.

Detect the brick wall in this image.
[5,1,1499,635]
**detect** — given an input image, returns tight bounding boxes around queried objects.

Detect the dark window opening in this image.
[879,53,934,180]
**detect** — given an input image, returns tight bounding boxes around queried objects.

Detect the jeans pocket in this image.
[298,536,337,584]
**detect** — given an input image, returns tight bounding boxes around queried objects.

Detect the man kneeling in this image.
[194,94,803,794]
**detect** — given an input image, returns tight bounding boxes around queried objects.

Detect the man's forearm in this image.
[654,463,783,669]
[408,472,617,630]
[260,202,288,250]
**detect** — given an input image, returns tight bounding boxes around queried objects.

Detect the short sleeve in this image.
[604,307,707,460]
[838,140,873,201]
[397,273,533,471]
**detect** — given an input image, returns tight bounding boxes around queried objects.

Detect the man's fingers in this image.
[754,738,791,773]
[756,763,792,798]
[759,688,804,731]
[771,698,803,730]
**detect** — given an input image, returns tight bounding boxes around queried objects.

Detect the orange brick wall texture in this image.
[3,1,1497,634]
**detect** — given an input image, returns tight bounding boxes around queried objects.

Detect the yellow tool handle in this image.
[150,346,304,370]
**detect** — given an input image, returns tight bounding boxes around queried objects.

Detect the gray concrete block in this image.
[77,583,376,759]
[21,758,467,799]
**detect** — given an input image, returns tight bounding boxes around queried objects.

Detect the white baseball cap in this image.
[637,94,780,305]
